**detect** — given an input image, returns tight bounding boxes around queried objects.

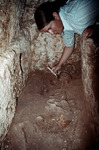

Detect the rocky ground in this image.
[1,62,97,150]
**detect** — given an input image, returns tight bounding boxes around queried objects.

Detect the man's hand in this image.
[82,25,99,44]
[52,63,60,73]
[52,45,74,73]
[82,25,95,39]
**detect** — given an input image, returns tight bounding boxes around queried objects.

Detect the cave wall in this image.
[81,38,99,138]
[0,0,26,142]
[0,0,98,144]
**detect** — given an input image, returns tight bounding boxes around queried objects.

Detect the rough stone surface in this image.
[81,38,99,138]
[0,0,26,142]
[0,50,16,142]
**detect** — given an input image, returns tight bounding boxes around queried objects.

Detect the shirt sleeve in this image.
[61,30,75,47]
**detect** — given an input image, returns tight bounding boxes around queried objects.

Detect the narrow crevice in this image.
[19,53,23,80]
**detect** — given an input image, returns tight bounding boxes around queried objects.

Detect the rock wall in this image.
[0,0,26,142]
[81,38,99,139]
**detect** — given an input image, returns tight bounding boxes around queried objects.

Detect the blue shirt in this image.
[59,0,99,47]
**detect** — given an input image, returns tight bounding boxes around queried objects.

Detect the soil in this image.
[1,62,97,150]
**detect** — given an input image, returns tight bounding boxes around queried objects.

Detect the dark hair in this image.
[34,0,67,30]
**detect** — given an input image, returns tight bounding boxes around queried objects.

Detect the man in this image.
[35,0,99,73]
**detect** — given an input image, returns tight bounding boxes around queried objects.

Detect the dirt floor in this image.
[1,62,97,150]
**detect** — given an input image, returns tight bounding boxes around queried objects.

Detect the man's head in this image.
[34,1,65,34]
[41,12,63,35]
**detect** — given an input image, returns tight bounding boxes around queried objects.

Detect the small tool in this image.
[47,66,59,78]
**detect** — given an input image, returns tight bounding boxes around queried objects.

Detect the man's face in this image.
[41,12,63,35]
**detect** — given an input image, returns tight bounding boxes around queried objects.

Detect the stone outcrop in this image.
[0,0,99,144]
[81,38,99,139]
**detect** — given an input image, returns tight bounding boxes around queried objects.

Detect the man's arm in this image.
[52,45,74,73]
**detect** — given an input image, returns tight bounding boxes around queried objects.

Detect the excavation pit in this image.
[2,62,98,150]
